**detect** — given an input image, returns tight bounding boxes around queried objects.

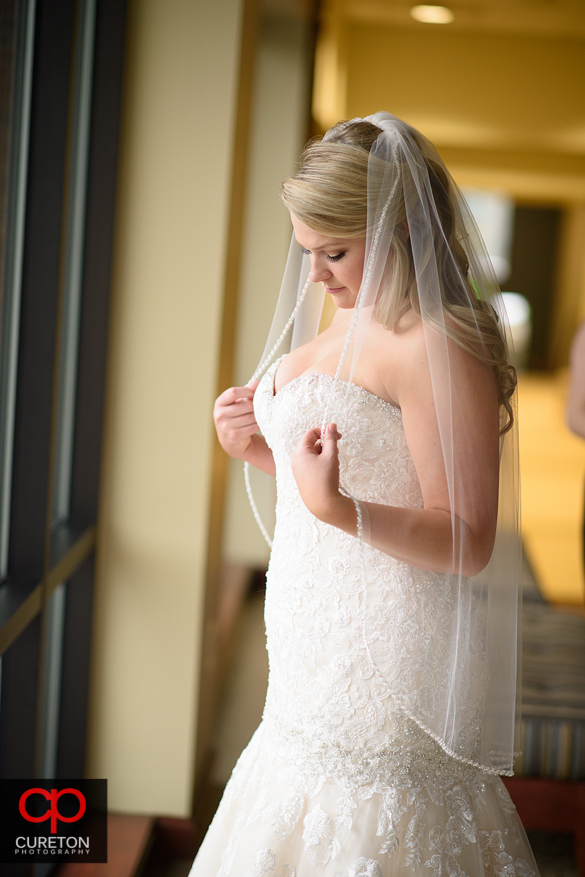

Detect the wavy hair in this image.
[281,120,516,433]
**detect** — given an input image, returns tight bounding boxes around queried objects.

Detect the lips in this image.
[325,286,344,294]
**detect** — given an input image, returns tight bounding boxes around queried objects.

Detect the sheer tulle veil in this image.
[245,112,521,776]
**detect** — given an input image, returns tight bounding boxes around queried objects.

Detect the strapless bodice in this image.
[254,357,423,512]
[252,358,479,767]
[189,358,536,877]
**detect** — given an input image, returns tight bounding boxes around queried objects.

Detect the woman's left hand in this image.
[292,424,350,524]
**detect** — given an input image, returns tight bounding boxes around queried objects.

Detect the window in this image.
[0,0,126,816]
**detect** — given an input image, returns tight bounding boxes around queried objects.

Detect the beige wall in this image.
[223,15,313,565]
[88,0,244,815]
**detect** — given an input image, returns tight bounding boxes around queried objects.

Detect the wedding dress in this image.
[190,357,539,877]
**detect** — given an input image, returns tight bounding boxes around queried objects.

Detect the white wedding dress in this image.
[191,358,539,877]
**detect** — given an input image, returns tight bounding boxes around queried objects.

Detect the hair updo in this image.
[281,119,516,433]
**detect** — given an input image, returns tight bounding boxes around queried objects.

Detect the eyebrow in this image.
[296,239,346,251]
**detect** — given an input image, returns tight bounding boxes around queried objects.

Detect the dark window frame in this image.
[0,0,127,809]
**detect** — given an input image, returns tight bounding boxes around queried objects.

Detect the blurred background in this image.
[0,0,584,875]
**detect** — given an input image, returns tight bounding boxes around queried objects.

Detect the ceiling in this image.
[263,0,319,20]
[338,0,585,38]
[264,0,585,36]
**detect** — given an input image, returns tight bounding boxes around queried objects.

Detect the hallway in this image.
[519,371,585,606]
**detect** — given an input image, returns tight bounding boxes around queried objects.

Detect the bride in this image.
[191,113,539,876]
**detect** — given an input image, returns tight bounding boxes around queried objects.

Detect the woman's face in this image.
[291,214,366,310]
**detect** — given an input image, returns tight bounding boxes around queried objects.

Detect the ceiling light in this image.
[410,5,454,24]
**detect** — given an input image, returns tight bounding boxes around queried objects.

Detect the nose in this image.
[309,256,331,284]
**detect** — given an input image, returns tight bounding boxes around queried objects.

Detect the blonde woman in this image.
[192,113,537,877]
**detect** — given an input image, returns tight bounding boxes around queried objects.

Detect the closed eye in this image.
[301,248,345,263]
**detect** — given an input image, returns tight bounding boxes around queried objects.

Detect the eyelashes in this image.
[302,248,346,263]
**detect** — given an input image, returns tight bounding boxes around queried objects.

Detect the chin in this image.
[330,293,358,309]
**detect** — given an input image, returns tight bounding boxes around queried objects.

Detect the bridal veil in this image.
[245,112,521,777]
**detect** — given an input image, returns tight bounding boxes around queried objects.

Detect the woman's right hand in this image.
[213,380,260,460]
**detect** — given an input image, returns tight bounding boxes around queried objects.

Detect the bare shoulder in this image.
[381,312,497,409]
[371,312,429,404]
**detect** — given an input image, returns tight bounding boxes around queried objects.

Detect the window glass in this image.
[0,0,35,576]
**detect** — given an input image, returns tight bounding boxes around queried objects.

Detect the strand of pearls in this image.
[247,275,312,388]
[403,709,515,776]
[248,147,398,563]
[244,459,273,548]
[340,488,375,675]
[244,273,312,549]
[319,165,399,440]
[320,157,400,694]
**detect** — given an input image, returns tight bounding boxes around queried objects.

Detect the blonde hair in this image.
[281,120,516,434]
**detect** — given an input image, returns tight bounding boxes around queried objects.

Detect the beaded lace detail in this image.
[255,359,488,767]
[191,359,536,876]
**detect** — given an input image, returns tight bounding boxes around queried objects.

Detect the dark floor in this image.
[527,832,579,877]
[142,860,192,877]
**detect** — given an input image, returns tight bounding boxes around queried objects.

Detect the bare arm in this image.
[213,383,275,476]
[567,322,585,438]
[292,338,500,577]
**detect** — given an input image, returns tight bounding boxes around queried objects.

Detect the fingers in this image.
[217,385,256,406]
[226,423,259,444]
[321,423,341,460]
[214,392,255,420]
[213,385,260,457]
[215,409,258,441]
[292,423,342,520]
[215,404,256,426]
[297,428,322,454]
[297,424,343,457]
[324,422,342,441]
[223,418,258,439]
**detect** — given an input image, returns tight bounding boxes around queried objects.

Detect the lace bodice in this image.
[189,358,537,877]
[253,358,484,781]
[256,360,423,511]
